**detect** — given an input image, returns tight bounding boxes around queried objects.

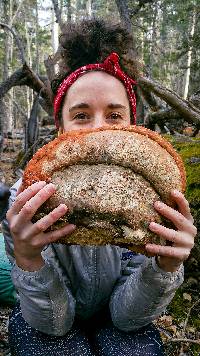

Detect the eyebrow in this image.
[69,103,90,112]
[107,103,127,110]
[69,103,127,112]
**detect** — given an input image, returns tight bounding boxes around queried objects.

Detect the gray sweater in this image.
[2,179,184,336]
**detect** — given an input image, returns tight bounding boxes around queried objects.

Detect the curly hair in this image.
[51,18,142,95]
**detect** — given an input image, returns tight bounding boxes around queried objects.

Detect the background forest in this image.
[0,0,200,355]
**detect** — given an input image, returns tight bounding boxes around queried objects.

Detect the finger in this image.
[171,190,194,222]
[16,183,56,225]
[38,223,76,246]
[154,201,196,236]
[145,244,190,261]
[31,204,68,235]
[7,181,47,219]
[149,222,194,249]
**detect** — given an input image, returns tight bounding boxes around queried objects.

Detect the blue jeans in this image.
[8,304,165,355]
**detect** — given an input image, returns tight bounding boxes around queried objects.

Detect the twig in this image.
[166,338,200,345]
[182,299,200,335]
[11,0,25,26]
[0,22,26,64]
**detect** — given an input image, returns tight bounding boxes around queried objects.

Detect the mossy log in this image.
[166,135,200,265]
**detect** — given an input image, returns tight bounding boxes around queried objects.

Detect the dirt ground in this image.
[0,139,21,355]
[0,138,23,186]
[0,306,11,356]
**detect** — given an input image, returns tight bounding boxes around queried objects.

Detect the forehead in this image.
[63,71,129,104]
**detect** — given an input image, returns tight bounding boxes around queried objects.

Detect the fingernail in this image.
[172,190,179,197]
[68,224,76,231]
[46,183,56,190]
[154,201,163,208]
[35,181,46,186]
[145,244,154,250]
[59,204,68,212]
[149,222,158,229]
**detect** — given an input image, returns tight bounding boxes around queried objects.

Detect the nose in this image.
[92,114,108,129]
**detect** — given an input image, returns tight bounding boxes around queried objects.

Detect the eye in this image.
[73,112,90,121]
[108,113,123,121]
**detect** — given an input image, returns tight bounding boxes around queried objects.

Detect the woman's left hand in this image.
[145,190,197,272]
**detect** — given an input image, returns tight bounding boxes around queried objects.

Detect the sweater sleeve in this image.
[1,180,76,336]
[109,253,184,332]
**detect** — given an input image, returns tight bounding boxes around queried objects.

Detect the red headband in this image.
[53,52,137,128]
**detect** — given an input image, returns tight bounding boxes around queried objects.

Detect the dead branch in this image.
[145,109,182,127]
[0,64,53,116]
[0,64,43,99]
[44,56,56,82]
[166,338,200,345]
[0,22,25,64]
[138,77,200,125]
[182,299,200,335]
[138,86,161,112]
[11,0,25,26]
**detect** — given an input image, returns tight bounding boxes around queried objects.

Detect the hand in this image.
[145,190,197,272]
[6,181,76,271]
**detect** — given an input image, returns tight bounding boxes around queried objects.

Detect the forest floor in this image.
[0,137,199,356]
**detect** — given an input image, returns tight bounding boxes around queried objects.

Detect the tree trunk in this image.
[138,76,200,126]
[66,0,72,22]
[148,2,158,75]
[51,0,63,29]
[35,0,39,75]
[115,0,132,34]
[25,19,33,119]
[51,6,59,54]
[138,17,144,61]
[25,95,39,154]
[86,0,92,17]
[3,0,14,133]
[183,8,196,100]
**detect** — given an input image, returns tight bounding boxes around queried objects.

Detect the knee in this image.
[94,323,164,356]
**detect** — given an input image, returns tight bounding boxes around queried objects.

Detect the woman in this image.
[2,19,196,356]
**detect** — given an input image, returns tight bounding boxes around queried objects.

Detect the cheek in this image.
[63,120,75,131]
[62,119,93,132]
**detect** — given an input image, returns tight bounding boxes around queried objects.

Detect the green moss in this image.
[167,289,200,354]
[164,137,200,354]
[164,136,200,220]
[167,289,186,323]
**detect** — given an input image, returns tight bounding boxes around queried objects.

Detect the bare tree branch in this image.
[0,64,53,116]
[138,77,200,125]
[0,22,26,64]
[166,338,200,345]
[10,0,25,26]
[0,64,43,99]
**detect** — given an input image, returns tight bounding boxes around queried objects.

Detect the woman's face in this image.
[61,71,131,132]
